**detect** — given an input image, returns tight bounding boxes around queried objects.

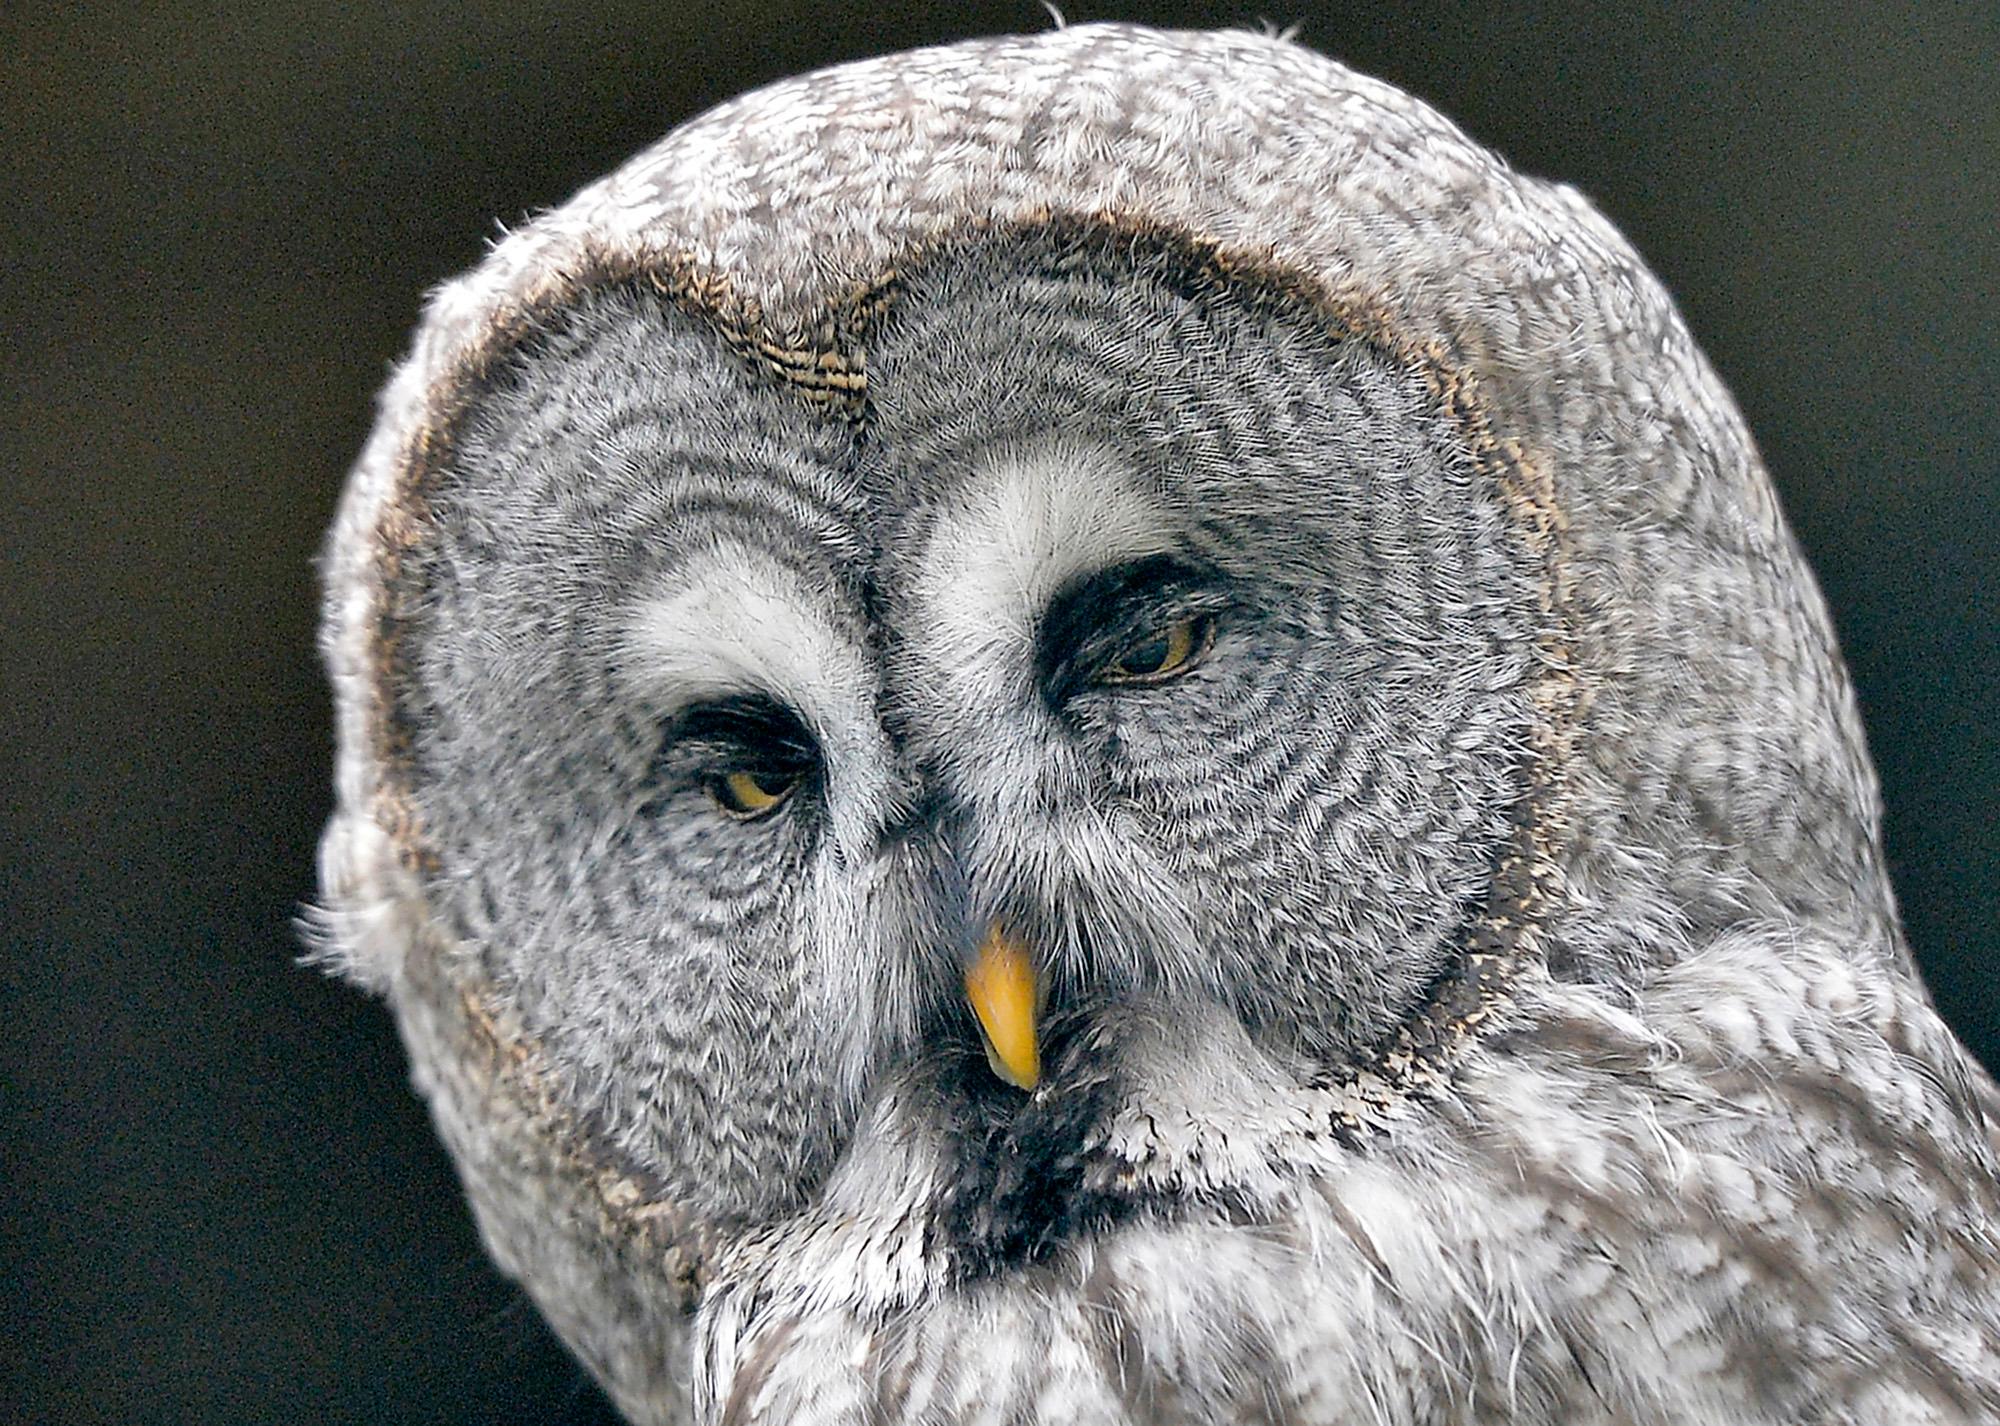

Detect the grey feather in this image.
[316,24,2000,1424]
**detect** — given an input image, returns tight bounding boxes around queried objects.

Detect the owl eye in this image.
[1035,556,1228,710]
[669,695,819,822]
[710,767,800,819]
[1099,615,1212,685]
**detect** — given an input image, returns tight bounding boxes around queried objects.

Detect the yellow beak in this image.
[965,925,1041,1090]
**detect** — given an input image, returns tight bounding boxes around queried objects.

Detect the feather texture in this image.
[316,24,2000,1423]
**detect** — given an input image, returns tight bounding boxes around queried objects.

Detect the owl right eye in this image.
[709,767,801,819]
[665,695,820,823]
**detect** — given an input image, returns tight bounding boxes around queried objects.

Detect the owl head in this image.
[316,24,1911,1421]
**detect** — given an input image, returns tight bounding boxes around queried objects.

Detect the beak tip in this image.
[965,926,1042,1093]
[984,1043,1040,1092]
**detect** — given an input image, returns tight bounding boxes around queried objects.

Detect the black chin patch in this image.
[928,1004,1142,1280]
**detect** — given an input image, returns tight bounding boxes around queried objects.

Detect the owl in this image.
[313,22,2000,1425]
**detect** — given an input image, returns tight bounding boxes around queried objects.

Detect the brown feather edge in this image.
[358,209,1579,1307]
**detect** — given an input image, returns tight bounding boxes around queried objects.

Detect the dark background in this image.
[5,3,1993,1422]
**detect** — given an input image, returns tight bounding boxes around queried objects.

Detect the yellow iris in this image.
[1103,616,1207,683]
[714,769,795,817]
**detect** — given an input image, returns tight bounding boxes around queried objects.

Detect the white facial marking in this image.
[618,543,887,850]
[912,439,1175,691]
[621,547,860,711]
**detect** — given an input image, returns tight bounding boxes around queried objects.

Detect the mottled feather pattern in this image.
[690,934,2000,1422]
[316,23,2000,1424]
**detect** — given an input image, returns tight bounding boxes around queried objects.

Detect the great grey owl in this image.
[313,22,2000,1424]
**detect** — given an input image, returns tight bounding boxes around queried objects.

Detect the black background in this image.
[5,4,1994,1422]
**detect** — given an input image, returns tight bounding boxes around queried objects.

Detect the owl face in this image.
[318,25,1989,1424]
[399,226,1542,1227]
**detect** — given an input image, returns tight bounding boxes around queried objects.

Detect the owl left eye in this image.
[1098,615,1213,685]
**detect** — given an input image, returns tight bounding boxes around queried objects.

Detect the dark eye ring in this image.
[709,768,800,819]
[1098,615,1214,685]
